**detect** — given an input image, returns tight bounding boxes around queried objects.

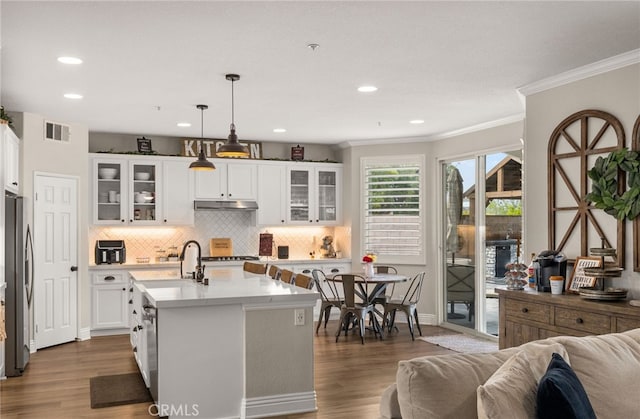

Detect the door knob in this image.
[70,266,78,272]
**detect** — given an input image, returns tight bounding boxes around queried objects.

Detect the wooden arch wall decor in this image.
[548,109,625,267]
[633,114,640,272]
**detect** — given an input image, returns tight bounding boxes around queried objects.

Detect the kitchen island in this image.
[130,269,319,419]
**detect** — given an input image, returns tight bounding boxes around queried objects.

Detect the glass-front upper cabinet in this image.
[288,169,311,223]
[94,159,126,224]
[286,165,342,225]
[130,162,158,224]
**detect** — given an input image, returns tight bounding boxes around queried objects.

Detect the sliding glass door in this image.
[442,150,522,336]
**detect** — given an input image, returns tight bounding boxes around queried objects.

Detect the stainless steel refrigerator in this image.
[5,192,32,376]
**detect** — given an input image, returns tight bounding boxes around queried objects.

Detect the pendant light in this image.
[216,73,250,158]
[189,104,216,171]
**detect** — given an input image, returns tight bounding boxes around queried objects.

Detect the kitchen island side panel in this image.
[158,304,244,419]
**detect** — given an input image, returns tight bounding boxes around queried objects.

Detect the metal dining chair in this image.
[311,269,343,334]
[382,271,425,340]
[371,265,399,308]
[334,274,381,344]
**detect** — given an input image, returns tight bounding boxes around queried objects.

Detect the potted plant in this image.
[0,106,14,128]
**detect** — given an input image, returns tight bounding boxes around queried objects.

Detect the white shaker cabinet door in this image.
[162,159,194,225]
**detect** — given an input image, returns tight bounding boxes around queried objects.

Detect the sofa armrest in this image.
[379,383,402,419]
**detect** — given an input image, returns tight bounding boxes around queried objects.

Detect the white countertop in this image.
[131,269,319,309]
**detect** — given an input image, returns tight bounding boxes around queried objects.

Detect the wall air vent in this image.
[44,120,70,142]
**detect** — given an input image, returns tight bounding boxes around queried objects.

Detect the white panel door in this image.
[34,174,78,349]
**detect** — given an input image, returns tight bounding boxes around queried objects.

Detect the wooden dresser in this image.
[497,288,640,349]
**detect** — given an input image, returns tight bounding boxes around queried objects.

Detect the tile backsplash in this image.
[89,211,351,263]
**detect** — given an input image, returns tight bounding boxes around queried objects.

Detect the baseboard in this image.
[242,391,317,418]
[77,327,92,341]
[30,339,36,354]
[90,328,129,337]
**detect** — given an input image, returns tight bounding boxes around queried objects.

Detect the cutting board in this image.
[209,238,233,257]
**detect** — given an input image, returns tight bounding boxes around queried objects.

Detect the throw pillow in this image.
[477,343,569,419]
[536,353,596,419]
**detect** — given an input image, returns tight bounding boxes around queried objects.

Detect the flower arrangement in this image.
[362,253,377,263]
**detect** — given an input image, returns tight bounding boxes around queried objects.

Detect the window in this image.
[362,156,423,262]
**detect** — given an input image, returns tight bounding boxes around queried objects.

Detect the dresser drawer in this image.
[505,299,550,323]
[615,316,640,332]
[554,307,610,334]
[93,272,127,284]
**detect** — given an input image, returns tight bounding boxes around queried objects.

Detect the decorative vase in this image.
[364,262,375,278]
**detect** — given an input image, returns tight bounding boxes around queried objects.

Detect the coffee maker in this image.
[534,250,567,292]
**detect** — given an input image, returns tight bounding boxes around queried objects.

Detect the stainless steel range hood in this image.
[194,200,259,211]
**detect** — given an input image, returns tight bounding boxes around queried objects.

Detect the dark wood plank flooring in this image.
[0,322,455,418]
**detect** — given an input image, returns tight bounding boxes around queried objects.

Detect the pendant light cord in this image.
[231,78,235,128]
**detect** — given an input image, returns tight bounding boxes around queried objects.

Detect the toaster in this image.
[95,240,126,264]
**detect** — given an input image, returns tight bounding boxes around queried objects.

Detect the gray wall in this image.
[524,63,640,296]
[89,132,341,162]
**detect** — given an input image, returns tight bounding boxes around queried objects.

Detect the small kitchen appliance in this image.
[534,250,567,292]
[94,240,126,264]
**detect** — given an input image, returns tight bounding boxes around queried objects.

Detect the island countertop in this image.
[130,269,319,309]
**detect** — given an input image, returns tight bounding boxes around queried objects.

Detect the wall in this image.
[89,213,345,263]
[89,132,340,162]
[344,121,523,325]
[524,63,640,296]
[14,112,90,337]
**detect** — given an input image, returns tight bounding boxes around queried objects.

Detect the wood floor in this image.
[0,321,456,418]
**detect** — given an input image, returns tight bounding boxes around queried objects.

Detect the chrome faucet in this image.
[180,240,205,281]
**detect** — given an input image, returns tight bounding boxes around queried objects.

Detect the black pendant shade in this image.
[189,104,215,171]
[217,74,250,158]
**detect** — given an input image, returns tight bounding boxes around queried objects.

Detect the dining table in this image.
[328,272,408,338]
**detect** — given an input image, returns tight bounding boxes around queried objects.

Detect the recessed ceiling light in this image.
[410,119,425,124]
[63,93,83,99]
[357,86,378,93]
[57,56,83,65]
[273,128,287,133]
[177,122,191,128]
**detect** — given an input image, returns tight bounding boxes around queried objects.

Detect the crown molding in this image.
[518,48,640,97]
[338,113,524,149]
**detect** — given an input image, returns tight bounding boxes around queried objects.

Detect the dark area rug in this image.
[90,372,153,408]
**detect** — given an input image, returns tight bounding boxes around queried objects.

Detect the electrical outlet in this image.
[294,309,305,326]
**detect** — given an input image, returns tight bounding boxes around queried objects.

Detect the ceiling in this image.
[2,1,639,146]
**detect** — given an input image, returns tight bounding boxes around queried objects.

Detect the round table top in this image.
[328,272,407,283]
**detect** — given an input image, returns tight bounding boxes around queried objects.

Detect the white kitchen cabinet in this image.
[257,162,286,225]
[91,271,129,331]
[93,157,128,224]
[194,160,257,201]
[129,160,161,225]
[287,164,342,225]
[161,159,193,225]
[4,125,20,193]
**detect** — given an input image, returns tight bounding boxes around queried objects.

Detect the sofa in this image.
[379,328,640,419]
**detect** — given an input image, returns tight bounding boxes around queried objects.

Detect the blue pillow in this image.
[536,353,596,419]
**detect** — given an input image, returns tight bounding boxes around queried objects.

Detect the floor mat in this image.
[89,372,153,408]
[418,334,498,353]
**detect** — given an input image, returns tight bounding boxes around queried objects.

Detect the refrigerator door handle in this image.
[25,224,34,308]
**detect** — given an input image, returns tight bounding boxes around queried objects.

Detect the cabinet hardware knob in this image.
[164,219,167,223]
[133,346,137,352]
[221,193,224,197]
[128,299,133,304]
[104,275,115,281]
[281,220,284,223]
[229,193,232,197]
[70,266,78,272]
[521,308,528,313]
[316,219,319,222]
[133,310,137,315]
[122,288,126,291]
[132,326,137,331]
[576,318,584,324]
[138,325,143,330]
[12,182,17,186]
[129,219,133,223]
[121,219,125,223]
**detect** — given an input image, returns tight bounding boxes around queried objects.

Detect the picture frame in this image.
[291,144,304,161]
[137,136,153,153]
[567,256,601,293]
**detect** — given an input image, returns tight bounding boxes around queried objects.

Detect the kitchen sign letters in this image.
[182,139,262,159]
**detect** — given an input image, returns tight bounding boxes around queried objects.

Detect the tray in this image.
[579,287,628,301]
